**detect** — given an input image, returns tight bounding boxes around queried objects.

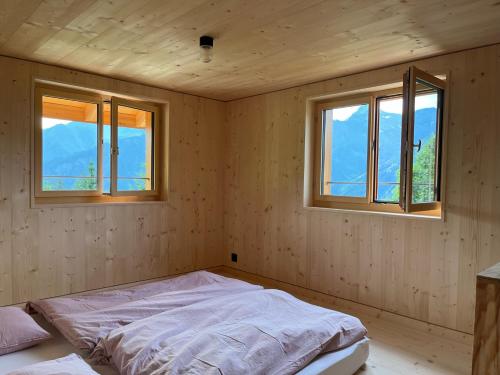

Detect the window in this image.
[313,66,446,216]
[34,84,162,204]
[374,95,403,203]
[317,98,371,203]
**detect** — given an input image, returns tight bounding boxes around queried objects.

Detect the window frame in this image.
[314,95,374,205]
[312,68,447,217]
[34,85,104,198]
[110,96,160,197]
[33,83,163,205]
[373,88,406,206]
[401,66,446,213]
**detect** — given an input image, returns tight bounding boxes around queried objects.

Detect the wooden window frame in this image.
[110,97,160,197]
[401,66,446,214]
[314,96,374,205]
[33,83,163,205]
[373,89,404,205]
[34,85,104,198]
[312,67,447,217]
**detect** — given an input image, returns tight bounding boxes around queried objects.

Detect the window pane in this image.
[41,96,98,191]
[321,103,369,197]
[376,97,403,202]
[103,103,111,194]
[117,105,154,191]
[411,90,438,204]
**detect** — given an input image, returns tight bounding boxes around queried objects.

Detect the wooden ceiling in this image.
[1,0,500,101]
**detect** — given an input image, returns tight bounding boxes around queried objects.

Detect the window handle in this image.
[413,139,422,152]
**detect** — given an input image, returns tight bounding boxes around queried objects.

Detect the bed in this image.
[90,288,367,374]
[0,319,368,375]
[1,271,369,374]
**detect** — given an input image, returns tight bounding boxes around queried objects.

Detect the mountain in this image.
[327,105,437,200]
[42,106,436,197]
[42,123,147,191]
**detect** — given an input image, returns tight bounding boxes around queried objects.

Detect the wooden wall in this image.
[473,262,500,374]
[1,44,499,335]
[0,56,225,306]
[224,44,500,334]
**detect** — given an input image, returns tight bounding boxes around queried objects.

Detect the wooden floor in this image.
[213,266,472,375]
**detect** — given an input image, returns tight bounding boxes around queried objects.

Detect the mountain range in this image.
[42,123,147,191]
[328,105,437,201]
[42,105,436,197]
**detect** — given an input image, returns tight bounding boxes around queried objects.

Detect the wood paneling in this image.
[473,263,500,375]
[0,55,225,306]
[224,44,500,334]
[1,1,500,100]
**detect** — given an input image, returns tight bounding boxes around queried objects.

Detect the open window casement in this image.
[400,66,446,213]
[310,65,445,217]
[110,97,160,197]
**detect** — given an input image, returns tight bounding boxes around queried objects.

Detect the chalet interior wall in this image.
[0,56,225,306]
[1,43,498,336]
[224,44,500,334]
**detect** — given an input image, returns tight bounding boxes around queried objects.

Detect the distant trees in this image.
[74,161,97,190]
[42,161,97,191]
[132,162,147,191]
[390,135,436,203]
[41,160,151,192]
[410,135,436,203]
[42,179,64,191]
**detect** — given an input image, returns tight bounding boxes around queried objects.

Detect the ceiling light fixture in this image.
[199,35,214,63]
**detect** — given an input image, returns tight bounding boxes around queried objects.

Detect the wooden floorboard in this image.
[213,266,472,375]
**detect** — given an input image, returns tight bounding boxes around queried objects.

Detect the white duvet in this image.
[27,271,262,352]
[91,289,367,375]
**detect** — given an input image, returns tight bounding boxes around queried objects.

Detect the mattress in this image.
[297,337,369,375]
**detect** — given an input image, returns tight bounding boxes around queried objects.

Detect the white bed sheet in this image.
[297,337,369,375]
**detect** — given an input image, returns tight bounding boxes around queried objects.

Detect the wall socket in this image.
[231,253,238,262]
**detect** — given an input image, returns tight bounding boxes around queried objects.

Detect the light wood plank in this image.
[224,44,500,334]
[1,1,500,100]
[0,54,226,306]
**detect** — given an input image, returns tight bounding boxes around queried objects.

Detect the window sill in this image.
[303,205,443,221]
[31,195,166,209]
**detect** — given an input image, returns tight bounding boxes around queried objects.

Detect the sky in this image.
[331,93,437,121]
[42,117,71,129]
[44,92,438,127]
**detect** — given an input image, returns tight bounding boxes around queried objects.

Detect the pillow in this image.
[6,353,99,375]
[0,307,51,355]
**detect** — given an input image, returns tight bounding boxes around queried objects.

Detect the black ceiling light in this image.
[199,35,214,63]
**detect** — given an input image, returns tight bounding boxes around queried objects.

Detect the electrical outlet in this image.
[231,253,238,262]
